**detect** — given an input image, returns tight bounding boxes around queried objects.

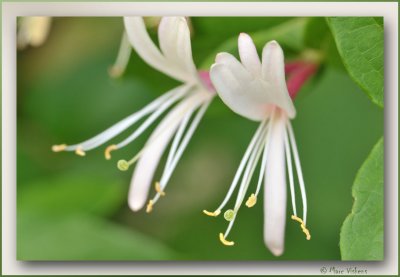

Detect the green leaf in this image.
[327,17,384,108]
[340,137,383,260]
[17,214,178,260]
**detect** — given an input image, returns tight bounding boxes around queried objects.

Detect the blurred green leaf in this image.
[302,17,345,71]
[17,174,126,217]
[327,17,384,108]
[304,17,330,49]
[340,137,383,260]
[18,214,178,260]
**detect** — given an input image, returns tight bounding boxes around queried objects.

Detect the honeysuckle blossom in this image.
[206,33,311,256]
[17,17,52,49]
[53,17,215,213]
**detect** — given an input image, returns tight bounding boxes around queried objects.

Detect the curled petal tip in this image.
[269,245,284,256]
[219,233,234,246]
[128,198,143,212]
[215,53,224,63]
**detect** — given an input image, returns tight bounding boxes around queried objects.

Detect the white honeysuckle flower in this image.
[109,17,196,79]
[207,33,310,256]
[53,16,215,213]
[17,17,52,49]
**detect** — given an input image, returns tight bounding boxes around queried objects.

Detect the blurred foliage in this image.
[17,17,383,260]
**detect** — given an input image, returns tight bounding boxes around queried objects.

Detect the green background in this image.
[17,17,383,260]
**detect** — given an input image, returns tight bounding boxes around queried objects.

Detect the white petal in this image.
[127,94,199,211]
[158,17,197,82]
[238,33,261,77]
[263,112,287,256]
[210,61,271,121]
[123,17,189,82]
[261,41,296,118]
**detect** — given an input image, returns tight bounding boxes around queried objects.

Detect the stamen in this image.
[146,200,154,213]
[203,210,221,217]
[115,88,190,149]
[52,144,67,152]
[117,159,130,171]
[75,146,86,156]
[233,123,268,209]
[164,105,193,172]
[291,215,311,240]
[223,209,235,221]
[287,122,308,225]
[284,128,297,216]
[104,144,118,160]
[245,193,257,208]
[213,119,268,213]
[60,85,190,152]
[219,233,234,246]
[156,99,210,194]
[254,123,271,197]
[108,32,131,79]
[155,182,166,196]
[119,150,143,171]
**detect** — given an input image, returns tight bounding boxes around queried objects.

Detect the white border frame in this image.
[2,2,398,275]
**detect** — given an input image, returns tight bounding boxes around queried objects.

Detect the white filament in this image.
[164,105,194,171]
[221,122,268,239]
[151,98,211,205]
[287,121,307,225]
[284,126,297,216]
[64,85,190,151]
[214,119,268,212]
[254,126,271,196]
[234,124,268,210]
[115,86,190,148]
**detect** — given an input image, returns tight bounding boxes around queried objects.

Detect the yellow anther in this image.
[291,215,311,240]
[245,193,257,208]
[146,200,154,213]
[203,209,221,217]
[291,215,303,223]
[75,146,86,156]
[52,144,67,152]
[104,144,117,160]
[155,182,166,196]
[219,233,234,246]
